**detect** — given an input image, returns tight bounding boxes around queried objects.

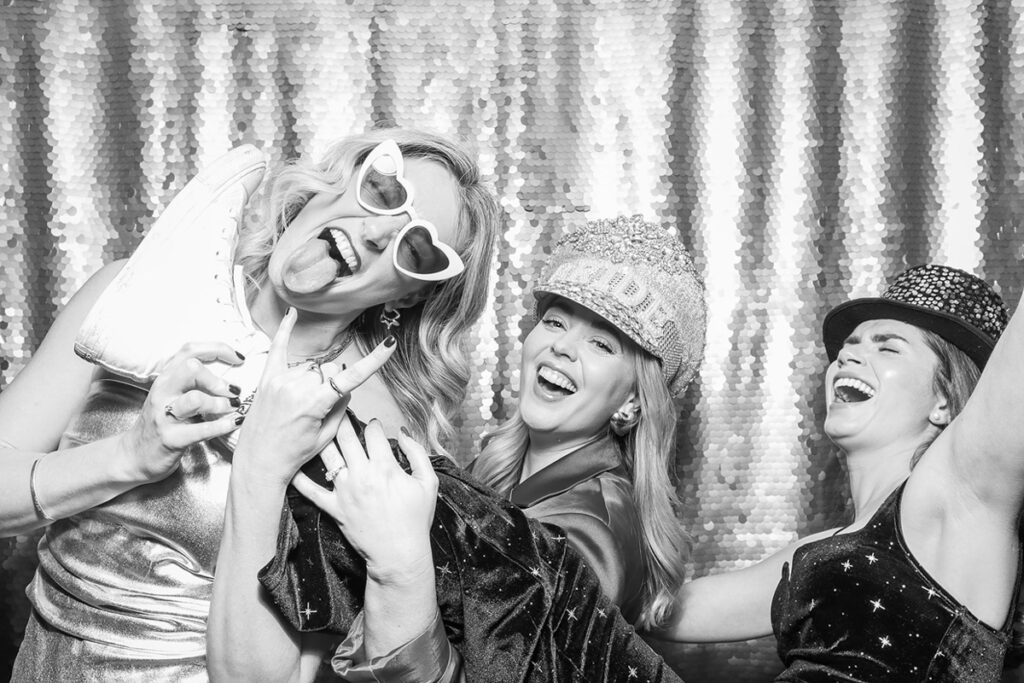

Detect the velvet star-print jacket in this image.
[332,438,649,681]
[258,417,682,683]
[771,480,1020,682]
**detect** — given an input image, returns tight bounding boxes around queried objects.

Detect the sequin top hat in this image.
[533,215,707,397]
[823,264,1009,370]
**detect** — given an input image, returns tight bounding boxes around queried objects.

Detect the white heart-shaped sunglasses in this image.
[355,140,465,282]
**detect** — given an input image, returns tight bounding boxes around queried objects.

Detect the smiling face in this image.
[266,157,462,316]
[824,318,949,454]
[518,298,638,449]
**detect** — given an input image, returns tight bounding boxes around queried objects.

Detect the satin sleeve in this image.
[535,510,627,604]
[331,609,464,683]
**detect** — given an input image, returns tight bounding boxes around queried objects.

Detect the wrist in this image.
[365,542,434,587]
[109,433,158,486]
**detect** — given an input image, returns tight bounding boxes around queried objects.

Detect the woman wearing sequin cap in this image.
[656,264,1021,680]
[215,215,705,681]
[0,128,499,681]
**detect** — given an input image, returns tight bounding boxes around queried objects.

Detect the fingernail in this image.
[229,396,241,408]
[383,335,396,348]
[234,415,245,426]
[400,426,411,438]
[341,363,347,371]
[235,350,246,361]
[229,384,241,395]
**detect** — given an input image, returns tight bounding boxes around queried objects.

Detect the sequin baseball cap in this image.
[823,264,1008,369]
[533,215,707,397]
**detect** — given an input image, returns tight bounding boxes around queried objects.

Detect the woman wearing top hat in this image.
[651,264,1021,680]
[207,215,705,682]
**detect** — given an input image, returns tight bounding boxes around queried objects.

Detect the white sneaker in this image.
[75,145,268,382]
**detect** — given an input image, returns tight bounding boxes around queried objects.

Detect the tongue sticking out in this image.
[282,239,339,294]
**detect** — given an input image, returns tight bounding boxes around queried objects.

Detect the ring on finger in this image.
[164,402,179,420]
[325,463,347,482]
[328,377,346,398]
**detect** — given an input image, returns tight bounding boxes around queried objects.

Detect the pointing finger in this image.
[266,308,297,371]
[398,428,436,483]
[334,414,368,477]
[324,336,396,398]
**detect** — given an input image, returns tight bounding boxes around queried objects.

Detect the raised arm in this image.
[938,290,1024,513]
[0,261,241,536]
[208,311,396,682]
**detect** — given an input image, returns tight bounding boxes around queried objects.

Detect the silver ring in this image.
[164,402,178,420]
[328,377,346,398]
[324,464,347,482]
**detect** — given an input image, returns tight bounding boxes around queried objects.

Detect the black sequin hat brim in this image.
[823,298,997,370]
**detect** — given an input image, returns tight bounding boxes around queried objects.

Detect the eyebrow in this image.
[843,332,911,345]
[549,303,625,344]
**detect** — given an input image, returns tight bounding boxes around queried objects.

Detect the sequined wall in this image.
[3,0,1024,679]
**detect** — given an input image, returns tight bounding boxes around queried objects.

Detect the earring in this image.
[380,306,401,332]
[610,409,639,436]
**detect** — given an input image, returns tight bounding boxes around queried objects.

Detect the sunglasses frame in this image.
[355,140,465,282]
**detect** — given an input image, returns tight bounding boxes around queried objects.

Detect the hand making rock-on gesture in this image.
[232,308,398,487]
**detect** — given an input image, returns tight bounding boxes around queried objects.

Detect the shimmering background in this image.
[3,0,1024,680]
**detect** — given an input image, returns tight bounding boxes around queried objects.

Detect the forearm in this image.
[208,468,304,683]
[654,577,769,643]
[0,436,149,536]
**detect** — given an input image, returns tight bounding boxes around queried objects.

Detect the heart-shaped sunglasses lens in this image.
[359,161,409,213]
[396,224,453,275]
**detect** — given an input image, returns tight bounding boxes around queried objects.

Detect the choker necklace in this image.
[286,329,354,369]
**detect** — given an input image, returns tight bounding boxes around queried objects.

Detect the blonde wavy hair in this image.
[235,128,499,455]
[471,303,690,629]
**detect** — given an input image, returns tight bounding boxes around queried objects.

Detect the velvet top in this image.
[771,481,1019,682]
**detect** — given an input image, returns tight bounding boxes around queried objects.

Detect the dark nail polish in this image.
[234,415,245,426]
[235,351,246,361]
[228,384,241,395]
[383,335,396,348]
[229,397,241,408]
[341,363,347,371]
[400,426,411,438]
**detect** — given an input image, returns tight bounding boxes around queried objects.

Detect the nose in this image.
[361,215,407,252]
[549,329,580,361]
[836,344,861,367]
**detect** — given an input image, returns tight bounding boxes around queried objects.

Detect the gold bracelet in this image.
[30,457,54,522]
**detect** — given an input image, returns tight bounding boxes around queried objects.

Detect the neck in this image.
[520,431,605,481]
[249,286,361,358]
[842,443,915,521]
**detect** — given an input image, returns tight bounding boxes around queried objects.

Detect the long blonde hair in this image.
[472,321,690,629]
[235,128,499,455]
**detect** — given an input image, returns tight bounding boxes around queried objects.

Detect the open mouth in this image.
[537,366,577,396]
[833,377,875,403]
[319,228,360,278]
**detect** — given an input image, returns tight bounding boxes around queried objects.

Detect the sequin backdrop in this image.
[3,0,1024,679]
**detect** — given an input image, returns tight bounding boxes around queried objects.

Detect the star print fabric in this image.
[258,414,682,683]
[770,481,1016,682]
